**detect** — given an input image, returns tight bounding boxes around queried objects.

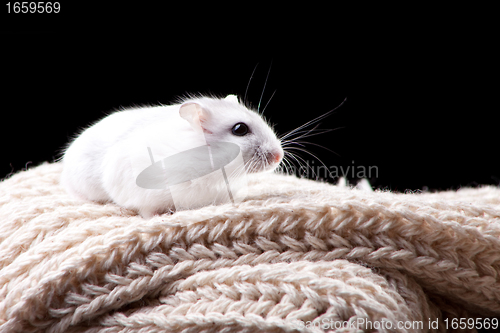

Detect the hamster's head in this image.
[179,95,283,173]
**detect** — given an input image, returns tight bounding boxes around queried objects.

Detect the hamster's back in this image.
[60,105,179,202]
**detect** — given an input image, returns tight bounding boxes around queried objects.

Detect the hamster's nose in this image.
[270,150,283,164]
[275,151,283,163]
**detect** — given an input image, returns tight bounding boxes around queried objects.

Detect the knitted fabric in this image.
[1,163,500,333]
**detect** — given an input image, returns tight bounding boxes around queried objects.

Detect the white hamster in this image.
[60,94,283,217]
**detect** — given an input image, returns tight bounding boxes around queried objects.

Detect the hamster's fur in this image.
[61,95,283,218]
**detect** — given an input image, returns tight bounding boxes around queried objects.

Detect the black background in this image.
[1,4,498,193]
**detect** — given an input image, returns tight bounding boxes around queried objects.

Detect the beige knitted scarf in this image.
[1,163,500,333]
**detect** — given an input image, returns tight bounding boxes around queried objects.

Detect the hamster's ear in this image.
[179,103,212,135]
[224,94,239,104]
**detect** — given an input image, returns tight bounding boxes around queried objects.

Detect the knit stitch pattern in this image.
[1,163,500,333]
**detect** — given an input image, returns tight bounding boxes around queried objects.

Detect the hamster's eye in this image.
[232,123,249,136]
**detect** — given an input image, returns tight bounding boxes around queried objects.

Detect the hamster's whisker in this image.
[244,63,259,105]
[257,60,273,114]
[228,163,246,179]
[285,146,323,162]
[279,118,329,141]
[260,89,277,115]
[284,140,339,157]
[283,151,318,179]
[284,148,332,181]
[279,116,328,141]
[277,165,285,175]
[284,151,308,171]
[281,155,294,175]
[280,127,340,144]
[280,123,322,142]
[276,163,286,174]
[279,98,346,141]
[244,156,261,173]
[281,141,307,149]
